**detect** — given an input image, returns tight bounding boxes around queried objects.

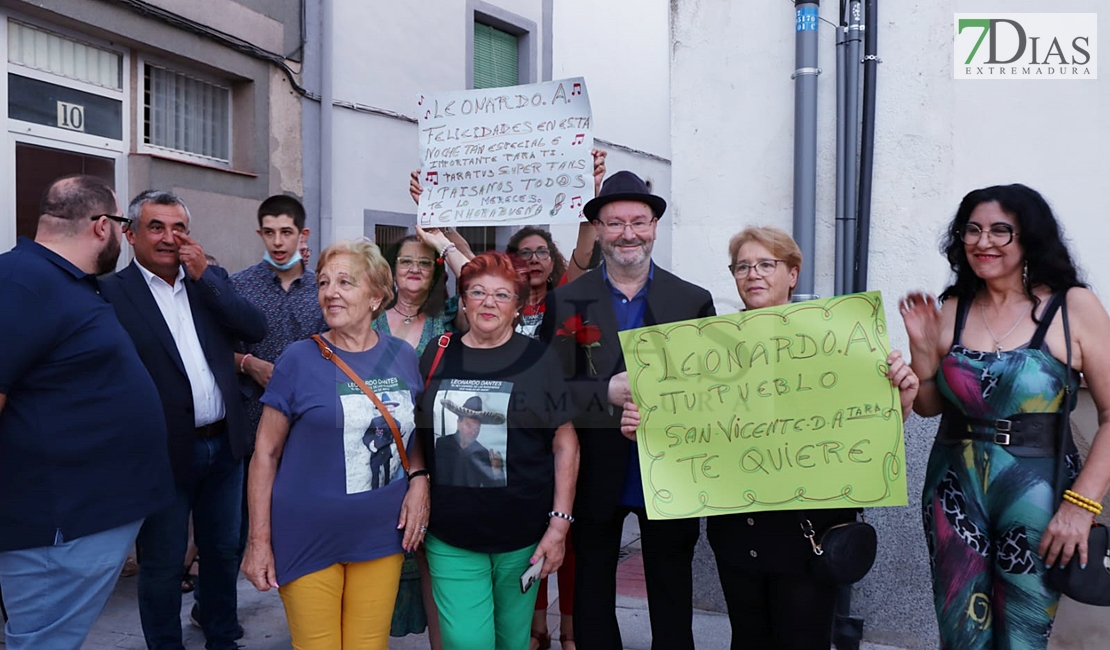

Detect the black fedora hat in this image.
[582,171,666,222]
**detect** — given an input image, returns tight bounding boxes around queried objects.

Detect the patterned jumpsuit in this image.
[923,292,1079,650]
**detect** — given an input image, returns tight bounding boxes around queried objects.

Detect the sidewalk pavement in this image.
[3,515,906,650]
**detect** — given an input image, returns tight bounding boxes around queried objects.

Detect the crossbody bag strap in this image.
[312,334,410,473]
[1053,292,1074,501]
[424,333,452,391]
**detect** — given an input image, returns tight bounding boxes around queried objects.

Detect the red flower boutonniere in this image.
[557,314,602,376]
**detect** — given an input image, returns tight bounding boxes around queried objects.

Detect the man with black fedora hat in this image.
[539,170,715,650]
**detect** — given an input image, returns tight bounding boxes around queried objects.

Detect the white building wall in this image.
[671,1,1106,647]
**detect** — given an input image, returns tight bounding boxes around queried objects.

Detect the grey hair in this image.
[127,190,192,226]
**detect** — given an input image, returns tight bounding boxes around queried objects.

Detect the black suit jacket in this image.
[100,262,266,488]
[538,266,716,521]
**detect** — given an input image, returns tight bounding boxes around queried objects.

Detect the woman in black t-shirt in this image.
[418,251,579,650]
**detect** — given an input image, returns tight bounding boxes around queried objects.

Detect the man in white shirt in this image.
[100,191,266,650]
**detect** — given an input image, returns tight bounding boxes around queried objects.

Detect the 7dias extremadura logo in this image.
[955,13,1096,79]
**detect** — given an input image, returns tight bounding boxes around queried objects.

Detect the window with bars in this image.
[143,63,230,162]
[473,22,519,89]
[456,226,499,254]
[374,225,408,250]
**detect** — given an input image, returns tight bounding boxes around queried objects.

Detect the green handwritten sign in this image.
[618,291,908,520]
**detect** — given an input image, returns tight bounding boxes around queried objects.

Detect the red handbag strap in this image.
[424,334,452,391]
[311,334,410,473]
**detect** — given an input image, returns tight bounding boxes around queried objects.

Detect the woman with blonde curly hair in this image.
[242,239,431,649]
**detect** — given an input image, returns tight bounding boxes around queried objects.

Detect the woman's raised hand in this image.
[899,292,941,350]
[409,170,424,205]
[415,225,451,255]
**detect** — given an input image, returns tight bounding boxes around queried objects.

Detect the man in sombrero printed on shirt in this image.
[435,394,508,488]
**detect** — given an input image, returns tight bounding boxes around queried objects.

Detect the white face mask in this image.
[264,249,302,271]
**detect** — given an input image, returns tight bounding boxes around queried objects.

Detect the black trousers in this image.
[573,507,700,650]
[708,520,838,650]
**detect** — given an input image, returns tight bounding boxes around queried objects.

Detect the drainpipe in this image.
[841,0,862,295]
[792,0,820,302]
[833,9,847,297]
[319,0,334,247]
[853,0,879,293]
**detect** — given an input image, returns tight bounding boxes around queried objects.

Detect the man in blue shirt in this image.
[0,175,174,650]
[229,195,326,558]
[539,171,716,650]
[230,195,326,448]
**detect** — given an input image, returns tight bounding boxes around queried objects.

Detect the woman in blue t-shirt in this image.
[418,251,579,650]
[241,239,431,650]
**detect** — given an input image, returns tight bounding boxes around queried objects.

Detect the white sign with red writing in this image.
[416,77,593,227]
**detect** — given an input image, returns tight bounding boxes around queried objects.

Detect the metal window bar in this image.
[144,63,230,161]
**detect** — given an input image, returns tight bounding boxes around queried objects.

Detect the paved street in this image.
[2,515,907,650]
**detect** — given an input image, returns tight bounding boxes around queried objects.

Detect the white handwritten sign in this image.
[417,78,593,227]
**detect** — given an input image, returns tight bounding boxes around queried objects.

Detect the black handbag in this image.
[1042,294,1110,605]
[800,514,878,585]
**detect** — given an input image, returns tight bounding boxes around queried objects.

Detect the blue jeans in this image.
[0,518,143,650]
[138,432,243,650]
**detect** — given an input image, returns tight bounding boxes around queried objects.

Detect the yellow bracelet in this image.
[1063,491,1102,512]
[1062,494,1098,514]
[1062,492,1102,515]
[1064,489,1104,511]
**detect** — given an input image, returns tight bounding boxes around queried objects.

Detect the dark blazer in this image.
[101,262,266,488]
[538,266,715,521]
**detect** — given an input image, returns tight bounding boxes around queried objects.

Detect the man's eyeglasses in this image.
[516,247,551,261]
[397,257,435,271]
[464,288,516,304]
[600,219,655,234]
[959,223,1015,247]
[89,214,134,230]
[729,259,786,277]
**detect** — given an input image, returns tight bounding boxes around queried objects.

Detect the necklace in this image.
[980,301,1032,357]
[393,305,420,325]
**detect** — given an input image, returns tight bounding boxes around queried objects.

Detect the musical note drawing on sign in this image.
[418,95,424,106]
[572,82,582,96]
[572,133,585,145]
[569,196,582,210]
[425,171,439,185]
[550,193,566,217]
[424,109,431,120]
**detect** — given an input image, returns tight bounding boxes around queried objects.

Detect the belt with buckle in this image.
[940,410,1062,456]
[195,419,227,438]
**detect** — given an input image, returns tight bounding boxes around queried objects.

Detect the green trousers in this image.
[424,535,539,650]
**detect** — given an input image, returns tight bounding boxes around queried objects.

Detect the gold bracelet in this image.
[1062,492,1102,515]
[1064,489,1103,512]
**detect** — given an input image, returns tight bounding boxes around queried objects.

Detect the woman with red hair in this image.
[417,251,579,650]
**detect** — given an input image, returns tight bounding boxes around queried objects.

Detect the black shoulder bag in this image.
[800,512,878,585]
[1043,294,1110,605]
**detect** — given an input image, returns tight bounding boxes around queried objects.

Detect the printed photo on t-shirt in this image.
[339,377,414,495]
[432,379,512,488]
